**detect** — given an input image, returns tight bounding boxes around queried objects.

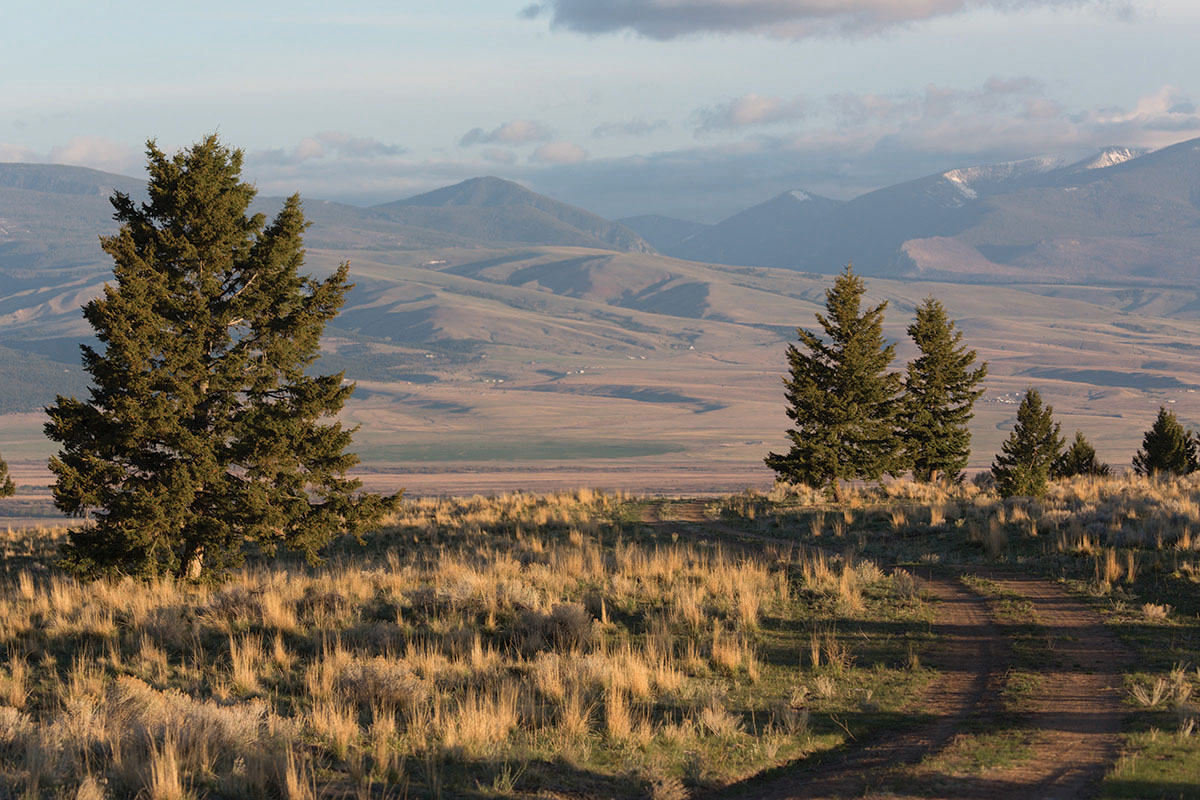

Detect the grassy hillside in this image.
[5,243,1200,484]
[0,478,1197,797]
[314,246,1200,477]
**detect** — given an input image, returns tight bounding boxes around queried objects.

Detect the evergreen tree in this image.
[1132,407,1198,477]
[990,388,1065,498]
[1054,431,1110,478]
[765,265,903,498]
[0,450,14,498]
[45,135,399,579]
[899,297,987,483]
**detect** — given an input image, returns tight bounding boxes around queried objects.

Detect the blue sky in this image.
[3,1,1199,220]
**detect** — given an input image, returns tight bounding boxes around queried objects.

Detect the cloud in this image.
[592,117,669,137]
[47,136,140,174]
[482,148,519,165]
[459,120,553,147]
[314,131,407,158]
[253,131,406,166]
[1075,86,1200,141]
[201,81,1200,223]
[694,93,805,134]
[531,141,588,164]
[528,81,1200,221]
[810,80,1200,159]
[826,77,1045,130]
[0,142,36,162]
[521,0,1106,40]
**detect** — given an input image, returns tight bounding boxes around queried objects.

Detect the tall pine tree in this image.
[990,387,1065,498]
[46,135,399,579]
[0,450,14,498]
[765,265,903,498]
[1132,407,1198,477]
[900,297,987,483]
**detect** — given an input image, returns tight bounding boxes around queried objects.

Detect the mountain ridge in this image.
[642,141,1200,286]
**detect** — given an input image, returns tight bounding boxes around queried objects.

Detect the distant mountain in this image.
[4,163,1200,471]
[650,141,1200,285]
[0,166,661,329]
[0,162,144,198]
[374,176,653,253]
[615,214,708,252]
[0,165,140,291]
[669,190,842,269]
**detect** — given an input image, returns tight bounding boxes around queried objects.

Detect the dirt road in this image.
[643,501,1130,800]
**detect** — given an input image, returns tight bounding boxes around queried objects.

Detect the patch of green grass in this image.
[923,728,1035,774]
[1101,729,1200,799]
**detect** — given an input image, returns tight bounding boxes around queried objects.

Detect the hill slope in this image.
[375,176,653,253]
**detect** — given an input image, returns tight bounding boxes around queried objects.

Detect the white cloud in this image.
[592,117,669,137]
[460,120,553,147]
[1077,86,1200,143]
[694,93,806,133]
[47,136,140,174]
[253,131,406,166]
[0,143,36,162]
[529,82,1200,220]
[482,148,518,165]
[531,141,588,164]
[522,0,1109,40]
[809,81,1200,159]
[141,82,1200,222]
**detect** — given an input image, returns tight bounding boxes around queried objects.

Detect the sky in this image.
[3,0,1200,221]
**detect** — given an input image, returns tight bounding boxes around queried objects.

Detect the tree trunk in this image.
[183,545,204,580]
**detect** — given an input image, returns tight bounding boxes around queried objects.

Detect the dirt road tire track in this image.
[962,574,1132,800]
[717,575,1004,800]
[641,501,1131,800]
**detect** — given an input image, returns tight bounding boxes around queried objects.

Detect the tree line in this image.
[0,135,1194,581]
[765,265,1199,499]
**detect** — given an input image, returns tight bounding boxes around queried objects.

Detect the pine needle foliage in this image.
[990,387,1065,498]
[45,135,399,580]
[1132,406,1198,477]
[899,297,987,483]
[1054,431,1110,478]
[765,265,903,498]
[0,451,14,498]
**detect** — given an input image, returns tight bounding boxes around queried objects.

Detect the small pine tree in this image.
[990,388,1065,498]
[0,450,14,498]
[1132,407,1198,477]
[45,135,399,579]
[900,297,987,483]
[765,264,903,499]
[1054,431,1110,478]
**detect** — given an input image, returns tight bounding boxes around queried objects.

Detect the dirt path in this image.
[948,574,1132,799]
[640,501,1131,800]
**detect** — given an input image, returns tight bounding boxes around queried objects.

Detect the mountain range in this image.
[621,141,1200,284]
[5,139,1198,300]
[2,142,1200,478]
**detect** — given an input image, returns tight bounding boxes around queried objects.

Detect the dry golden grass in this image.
[0,490,840,798]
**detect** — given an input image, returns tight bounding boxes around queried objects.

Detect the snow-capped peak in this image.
[788,190,812,202]
[1080,147,1147,171]
[941,171,979,200]
[941,154,1069,199]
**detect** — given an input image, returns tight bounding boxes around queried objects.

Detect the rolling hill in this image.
[373,176,653,252]
[4,153,1200,489]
